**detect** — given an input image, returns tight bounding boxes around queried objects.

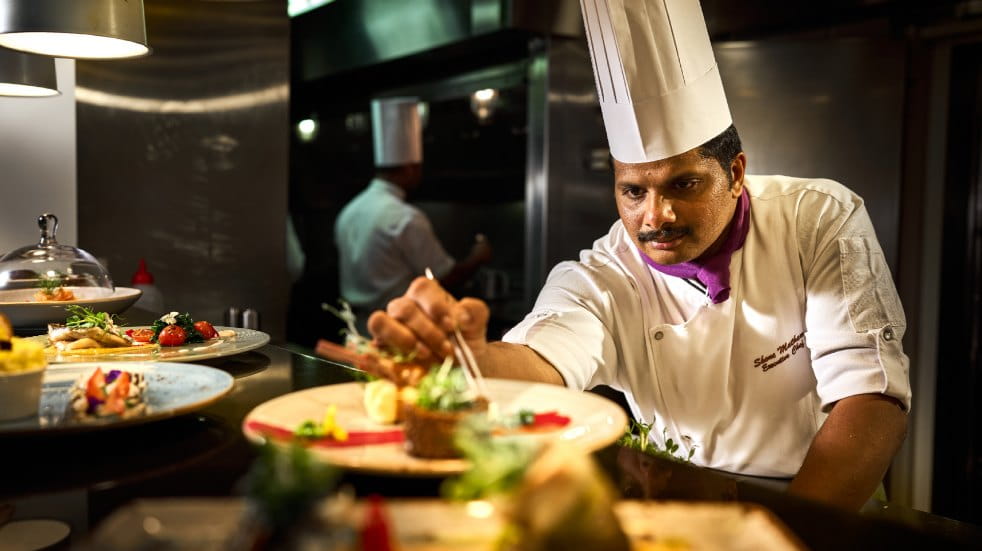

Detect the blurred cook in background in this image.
[365,0,910,511]
[334,97,492,333]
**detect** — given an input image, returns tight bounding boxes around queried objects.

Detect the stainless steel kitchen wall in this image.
[75,1,290,339]
[717,38,905,270]
[533,35,904,285]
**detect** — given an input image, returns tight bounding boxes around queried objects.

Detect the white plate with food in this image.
[241,378,628,476]
[23,307,270,364]
[0,287,142,328]
[0,362,234,435]
[28,326,270,364]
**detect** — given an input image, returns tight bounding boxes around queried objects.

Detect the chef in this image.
[365,0,910,510]
[334,97,492,330]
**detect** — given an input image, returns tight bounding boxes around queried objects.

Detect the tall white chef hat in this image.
[580,0,731,163]
[371,97,423,168]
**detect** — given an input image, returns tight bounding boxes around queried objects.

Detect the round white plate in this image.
[0,362,234,434]
[0,286,142,328]
[26,326,270,364]
[242,379,628,475]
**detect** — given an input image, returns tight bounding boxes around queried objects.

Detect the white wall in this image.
[0,58,76,256]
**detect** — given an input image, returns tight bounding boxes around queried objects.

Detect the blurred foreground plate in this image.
[241,379,628,476]
[0,362,234,435]
[87,497,805,551]
[0,286,142,328]
[26,327,270,364]
[368,498,806,551]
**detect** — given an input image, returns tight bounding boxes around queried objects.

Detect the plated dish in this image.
[0,286,142,328]
[241,378,628,475]
[346,498,805,551]
[0,362,234,435]
[26,326,269,364]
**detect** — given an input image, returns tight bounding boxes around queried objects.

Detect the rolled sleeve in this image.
[801,189,912,411]
[807,326,911,411]
[502,263,617,390]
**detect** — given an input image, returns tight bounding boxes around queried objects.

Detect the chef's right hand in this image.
[366,276,490,365]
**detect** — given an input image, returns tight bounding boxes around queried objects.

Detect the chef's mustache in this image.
[638,227,689,242]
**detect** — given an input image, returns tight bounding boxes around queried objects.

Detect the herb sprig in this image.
[38,273,64,295]
[442,415,539,501]
[416,359,477,412]
[617,419,695,463]
[65,305,124,336]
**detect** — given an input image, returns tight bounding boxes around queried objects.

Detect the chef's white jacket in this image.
[503,175,911,477]
[335,179,455,313]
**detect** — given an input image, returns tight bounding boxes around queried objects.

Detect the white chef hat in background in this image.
[371,97,423,168]
[579,0,732,163]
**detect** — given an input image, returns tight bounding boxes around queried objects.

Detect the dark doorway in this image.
[933,41,982,524]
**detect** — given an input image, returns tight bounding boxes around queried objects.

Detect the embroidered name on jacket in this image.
[753,332,806,372]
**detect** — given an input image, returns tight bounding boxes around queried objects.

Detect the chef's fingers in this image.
[386,295,454,361]
[366,310,427,361]
[405,276,458,332]
[455,298,489,342]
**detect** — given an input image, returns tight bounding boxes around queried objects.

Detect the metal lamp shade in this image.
[0,47,57,97]
[0,0,149,60]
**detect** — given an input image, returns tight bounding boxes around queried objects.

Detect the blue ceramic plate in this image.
[26,327,270,364]
[0,362,234,434]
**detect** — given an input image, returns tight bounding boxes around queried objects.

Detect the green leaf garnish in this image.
[441,415,539,501]
[65,305,124,336]
[416,359,476,412]
[149,312,205,344]
[38,273,64,294]
[617,419,694,463]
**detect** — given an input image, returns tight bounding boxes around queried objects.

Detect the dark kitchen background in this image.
[54,0,982,525]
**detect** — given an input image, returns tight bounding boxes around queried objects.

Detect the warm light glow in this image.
[0,82,58,97]
[297,118,318,142]
[0,32,149,60]
[298,119,316,134]
[75,83,288,114]
[473,88,497,102]
[465,500,495,519]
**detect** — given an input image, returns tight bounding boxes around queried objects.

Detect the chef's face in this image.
[614,149,746,265]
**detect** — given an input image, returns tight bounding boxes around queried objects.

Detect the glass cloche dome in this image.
[0,214,114,302]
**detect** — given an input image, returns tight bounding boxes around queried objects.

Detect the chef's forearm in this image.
[788,393,907,510]
[478,341,566,386]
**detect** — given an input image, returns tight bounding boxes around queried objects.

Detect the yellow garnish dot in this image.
[321,404,348,441]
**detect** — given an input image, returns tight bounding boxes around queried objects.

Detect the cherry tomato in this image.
[86,368,107,400]
[193,321,218,340]
[158,325,187,347]
[105,372,131,415]
[127,328,155,343]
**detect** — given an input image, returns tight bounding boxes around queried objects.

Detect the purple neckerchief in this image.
[639,188,751,304]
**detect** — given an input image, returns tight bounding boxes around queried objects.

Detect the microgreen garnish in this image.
[38,273,64,295]
[65,305,125,336]
[416,358,476,412]
[617,419,696,463]
[442,415,539,501]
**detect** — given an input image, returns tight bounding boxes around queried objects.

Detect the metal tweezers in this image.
[424,268,490,399]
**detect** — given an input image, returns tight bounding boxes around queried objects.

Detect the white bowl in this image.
[0,366,45,421]
[0,287,142,328]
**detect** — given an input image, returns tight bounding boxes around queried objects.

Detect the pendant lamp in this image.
[0,46,58,97]
[0,0,149,60]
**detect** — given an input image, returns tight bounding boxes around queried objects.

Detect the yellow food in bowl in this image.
[0,337,47,373]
